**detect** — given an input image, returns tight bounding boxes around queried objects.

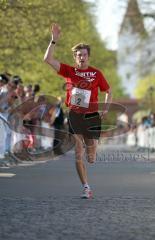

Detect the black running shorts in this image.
[68,110,101,139]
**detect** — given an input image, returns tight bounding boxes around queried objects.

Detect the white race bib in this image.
[70,87,91,108]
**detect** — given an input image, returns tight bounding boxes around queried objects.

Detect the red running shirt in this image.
[58,63,110,113]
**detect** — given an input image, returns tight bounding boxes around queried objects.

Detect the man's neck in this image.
[76,65,89,70]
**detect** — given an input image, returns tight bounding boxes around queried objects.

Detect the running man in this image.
[44,23,112,199]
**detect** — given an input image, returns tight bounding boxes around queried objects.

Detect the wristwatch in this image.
[51,40,56,44]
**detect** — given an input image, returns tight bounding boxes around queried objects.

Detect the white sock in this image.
[83,183,90,189]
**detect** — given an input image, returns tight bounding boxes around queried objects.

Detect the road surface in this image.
[0,145,155,240]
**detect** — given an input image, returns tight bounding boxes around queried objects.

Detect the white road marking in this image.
[0,166,10,169]
[18,160,47,167]
[0,173,16,177]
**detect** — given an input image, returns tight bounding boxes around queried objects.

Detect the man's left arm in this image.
[100,88,112,119]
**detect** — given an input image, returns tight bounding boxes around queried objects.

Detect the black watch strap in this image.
[51,40,56,44]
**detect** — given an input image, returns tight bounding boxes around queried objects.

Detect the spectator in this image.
[12,75,23,85]
[142,116,151,129]
[53,96,65,155]
[32,84,40,96]
[15,83,26,104]
[0,79,18,157]
[24,84,33,98]
[0,74,9,94]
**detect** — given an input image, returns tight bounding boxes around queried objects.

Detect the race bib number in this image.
[70,87,91,108]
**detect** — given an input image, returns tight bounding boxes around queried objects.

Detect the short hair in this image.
[33,84,40,93]
[13,75,22,84]
[71,43,91,56]
[0,74,9,84]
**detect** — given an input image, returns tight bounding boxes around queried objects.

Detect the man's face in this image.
[74,49,89,69]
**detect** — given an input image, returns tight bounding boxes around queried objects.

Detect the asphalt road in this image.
[1,146,155,240]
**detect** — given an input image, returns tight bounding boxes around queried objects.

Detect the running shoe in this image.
[81,187,93,199]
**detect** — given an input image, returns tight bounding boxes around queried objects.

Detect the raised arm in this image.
[44,23,61,72]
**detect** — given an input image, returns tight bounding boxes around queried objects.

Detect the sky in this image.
[85,0,128,50]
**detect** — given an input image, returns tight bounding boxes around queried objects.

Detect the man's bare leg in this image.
[74,134,94,198]
[84,137,98,163]
[74,134,88,185]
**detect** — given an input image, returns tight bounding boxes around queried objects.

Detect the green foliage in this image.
[134,74,155,111]
[134,74,155,98]
[0,0,124,98]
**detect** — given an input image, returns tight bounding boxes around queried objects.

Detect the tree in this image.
[134,74,155,98]
[134,74,155,112]
[0,0,124,98]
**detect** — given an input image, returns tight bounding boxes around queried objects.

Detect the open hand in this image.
[51,23,61,42]
[99,110,108,119]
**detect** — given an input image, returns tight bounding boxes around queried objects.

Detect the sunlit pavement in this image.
[1,145,155,240]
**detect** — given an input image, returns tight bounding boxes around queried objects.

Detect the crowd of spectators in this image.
[0,72,65,161]
[126,113,155,148]
[105,111,155,149]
